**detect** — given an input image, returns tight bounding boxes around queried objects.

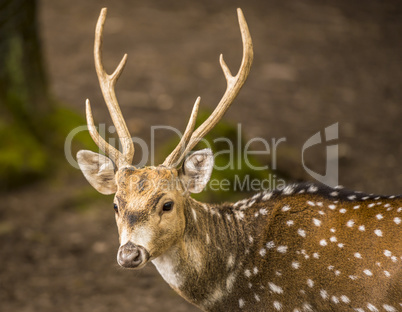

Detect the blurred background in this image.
[1,0,401,311]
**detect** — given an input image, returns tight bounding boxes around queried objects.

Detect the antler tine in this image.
[162,97,201,167]
[86,99,122,164]
[89,8,134,167]
[163,8,253,167]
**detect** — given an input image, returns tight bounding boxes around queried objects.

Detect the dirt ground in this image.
[1,0,401,311]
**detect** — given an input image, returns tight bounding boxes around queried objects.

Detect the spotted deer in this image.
[77,8,402,312]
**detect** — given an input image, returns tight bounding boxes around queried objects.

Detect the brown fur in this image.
[112,167,402,312]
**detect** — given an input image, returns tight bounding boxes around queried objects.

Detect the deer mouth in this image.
[117,241,150,269]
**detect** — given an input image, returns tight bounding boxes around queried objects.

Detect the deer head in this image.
[77,8,253,269]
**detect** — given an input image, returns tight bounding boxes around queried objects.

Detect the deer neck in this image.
[152,197,247,309]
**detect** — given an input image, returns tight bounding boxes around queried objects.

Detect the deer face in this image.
[114,166,185,269]
[77,149,213,269]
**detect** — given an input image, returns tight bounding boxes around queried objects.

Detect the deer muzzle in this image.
[117,241,149,269]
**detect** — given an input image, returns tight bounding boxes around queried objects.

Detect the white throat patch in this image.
[152,247,184,289]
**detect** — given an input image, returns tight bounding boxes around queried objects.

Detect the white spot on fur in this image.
[364,269,373,276]
[306,279,314,288]
[394,217,401,224]
[266,241,275,249]
[287,220,294,226]
[328,204,336,210]
[204,286,225,307]
[259,208,268,216]
[205,233,211,245]
[239,298,245,308]
[235,210,245,220]
[320,289,328,300]
[283,185,294,194]
[298,229,306,237]
[340,295,350,303]
[330,236,337,242]
[358,225,365,231]
[383,304,396,312]
[313,218,321,226]
[374,229,383,237]
[376,214,383,220]
[262,192,273,201]
[226,272,236,292]
[244,269,251,278]
[268,282,283,294]
[308,185,318,193]
[346,220,355,227]
[277,245,288,253]
[282,205,291,212]
[273,301,282,310]
[227,254,234,269]
[292,261,300,269]
[354,252,362,259]
[260,248,266,257]
[320,239,328,246]
[331,296,339,304]
[340,208,347,214]
[367,303,379,311]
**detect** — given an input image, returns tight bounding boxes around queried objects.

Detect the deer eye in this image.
[162,201,174,212]
[113,203,119,213]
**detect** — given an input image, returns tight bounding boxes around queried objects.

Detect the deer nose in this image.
[117,242,149,269]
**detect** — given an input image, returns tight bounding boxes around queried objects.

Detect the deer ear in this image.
[77,150,117,195]
[179,149,214,194]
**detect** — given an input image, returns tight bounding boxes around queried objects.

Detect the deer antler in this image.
[86,8,134,168]
[163,8,253,167]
